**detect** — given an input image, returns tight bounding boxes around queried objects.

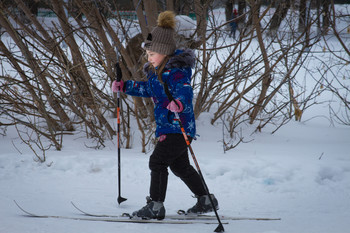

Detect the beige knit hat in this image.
[144,11,176,55]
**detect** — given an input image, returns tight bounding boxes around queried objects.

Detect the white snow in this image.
[1,109,349,233]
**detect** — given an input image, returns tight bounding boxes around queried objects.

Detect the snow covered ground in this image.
[1,108,349,233]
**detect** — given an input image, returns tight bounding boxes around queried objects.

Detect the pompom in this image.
[157,11,176,29]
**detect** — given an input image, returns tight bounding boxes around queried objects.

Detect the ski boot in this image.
[187,194,219,214]
[132,196,165,220]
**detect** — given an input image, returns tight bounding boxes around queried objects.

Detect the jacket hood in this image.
[143,49,195,74]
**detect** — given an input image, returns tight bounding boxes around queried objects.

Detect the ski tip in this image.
[13,200,37,217]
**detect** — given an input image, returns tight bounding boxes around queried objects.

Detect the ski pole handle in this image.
[116,62,122,82]
[115,62,123,97]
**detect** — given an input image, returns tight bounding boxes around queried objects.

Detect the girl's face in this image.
[146,50,166,68]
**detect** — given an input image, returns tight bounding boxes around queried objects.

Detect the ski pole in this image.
[92,0,126,205]
[164,82,224,232]
[174,111,224,232]
[115,62,127,205]
[161,77,224,231]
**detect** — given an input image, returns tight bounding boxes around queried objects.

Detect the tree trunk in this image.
[269,0,291,33]
[246,0,260,30]
[225,0,234,22]
[181,0,191,15]
[51,0,93,105]
[75,0,116,79]
[298,0,307,32]
[249,0,272,124]
[26,0,39,15]
[316,0,322,35]
[194,0,209,45]
[322,0,331,35]
[144,0,158,31]
[133,0,149,39]
[237,0,246,25]
[167,0,174,11]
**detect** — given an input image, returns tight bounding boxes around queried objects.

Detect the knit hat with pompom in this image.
[144,11,176,55]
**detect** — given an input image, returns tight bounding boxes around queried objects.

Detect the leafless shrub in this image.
[0,0,348,156]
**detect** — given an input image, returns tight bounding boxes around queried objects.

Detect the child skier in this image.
[112,11,218,220]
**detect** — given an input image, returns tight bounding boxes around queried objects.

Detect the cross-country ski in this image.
[71,201,281,221]
[14,200,227,225]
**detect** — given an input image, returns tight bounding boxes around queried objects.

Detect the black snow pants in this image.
[149,134,207,202]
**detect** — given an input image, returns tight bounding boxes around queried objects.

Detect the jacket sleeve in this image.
[124,80,152,97]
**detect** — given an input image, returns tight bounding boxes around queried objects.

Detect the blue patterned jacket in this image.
[124,49,196,138]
